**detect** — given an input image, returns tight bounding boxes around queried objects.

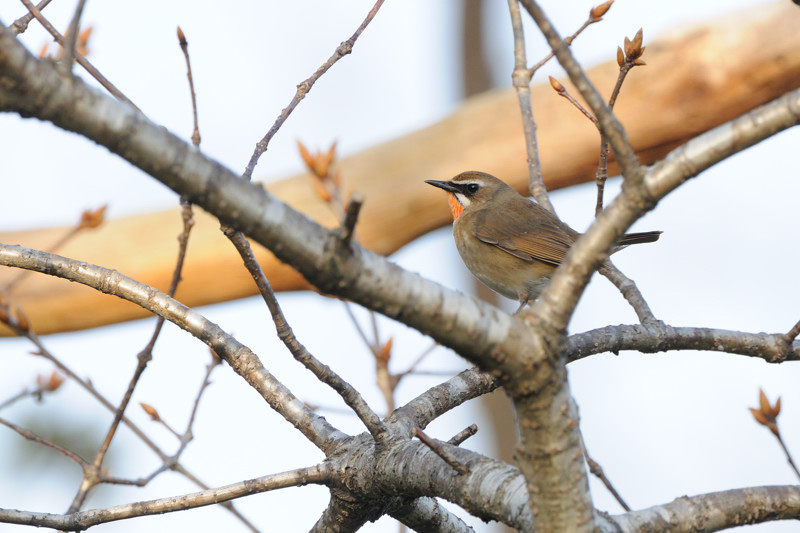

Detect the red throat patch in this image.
[448,194,464,221]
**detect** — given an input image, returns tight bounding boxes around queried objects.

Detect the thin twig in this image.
[582,439,631,511]
[66,199,195,513]
[242,0,386,181]
[0,416,87,466]
[549,77,598,126]
[596,54,638,215]
[777,433,800,482]
[11,0,53,34]
[784,318,800,344]
[396,341,439,378]
[519,0,642,182]
[343,302,376,351]
[338,193,363,247]
[3,206,106,293]
[0,464,330,530]
[447,424,478,446]
[506,0,554,212]
[0,319,256,529]
[599,260,658,325]
[177,26,201,147]
[61,0,87,72]
[223,227,388,441]
[19,0,139,109]
[529,17,594,74]
[414,427,469,475]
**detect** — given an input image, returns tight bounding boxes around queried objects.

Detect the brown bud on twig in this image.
[79,205,107,230]
[548,76,565,94]
[623,28,645,62]
[319,142,337,178]
[297,140,316,173]
[749,388,781,437]
[37,371,65,392]
[590,0,613,22]
[377,337,393,363]
[177,26,187,46]
[140,402,161,422]
[616,46,625,67]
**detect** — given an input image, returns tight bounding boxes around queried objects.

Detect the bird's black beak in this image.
[425,179,459,194]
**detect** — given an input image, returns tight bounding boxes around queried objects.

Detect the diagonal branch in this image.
[241,0,386,180]
[0,243,346,452]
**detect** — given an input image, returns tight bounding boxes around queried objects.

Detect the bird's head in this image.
[425,171,510,221]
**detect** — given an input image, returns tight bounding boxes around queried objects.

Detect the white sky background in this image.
[1,1,799,532]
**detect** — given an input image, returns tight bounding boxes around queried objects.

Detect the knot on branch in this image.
[337,40,354,56]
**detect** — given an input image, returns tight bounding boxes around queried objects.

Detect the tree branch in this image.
[0,243,347,452]
[0,464,330,530]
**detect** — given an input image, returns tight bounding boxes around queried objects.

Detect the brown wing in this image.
[472,198,577,266]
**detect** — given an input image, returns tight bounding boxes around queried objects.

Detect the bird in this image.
[426,171,661,310]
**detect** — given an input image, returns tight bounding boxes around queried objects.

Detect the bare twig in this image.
[10,0,53,34]
[0,243,345,450]
[396,341,439,378]
[3,206,106,294]
[414,427,469,475]
[582,439,630,511]
[0,464,330,530]
[506,0,553,212]
[0,316,256,529]
[19,0,139,109]
[447,424,478,446]
[66,199,196,513]
[599,260,658,325]
[548,76,598,126]
[61,0,87,72]
[177,26,201,147]
[596,30,645,215]
[784,318,800,344]
[528,1,612,74]
[0,416,87,466]
[242,0,386,181]
[337,192,363,248]
[223,227,388,441]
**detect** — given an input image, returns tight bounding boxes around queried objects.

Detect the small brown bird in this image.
[426,171,661,309]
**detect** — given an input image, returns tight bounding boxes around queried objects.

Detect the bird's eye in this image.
[466,183,479,194]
